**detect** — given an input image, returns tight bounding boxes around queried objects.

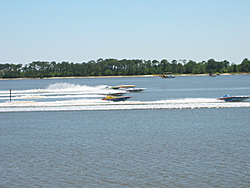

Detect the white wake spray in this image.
[1,83,250,112]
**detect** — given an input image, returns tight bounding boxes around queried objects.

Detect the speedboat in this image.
[107,92,126,96]
[119,85,136,88]
[126,88,146,92]
[109,86,121,89]
[109,85,136,89]
[100,91,126,96]
[217,95,249,102]
[102,95,133,102]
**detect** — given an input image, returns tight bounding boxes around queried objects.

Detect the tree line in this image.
[0,58,249,78]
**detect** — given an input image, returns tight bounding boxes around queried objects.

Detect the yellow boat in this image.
[102,95,133,102]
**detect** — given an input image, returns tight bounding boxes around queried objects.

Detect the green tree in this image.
[240,58,250,72]
[184,60,196,73]
[206,59,218,73]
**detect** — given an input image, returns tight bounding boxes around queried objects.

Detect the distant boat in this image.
[209,73,217,77]
[155,72,175,78]
[217,95,249,102]
[161,74,175,78]
[102,95,133,102]
[126,88,146,92]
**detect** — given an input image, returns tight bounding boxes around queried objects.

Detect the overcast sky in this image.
[1,0,249,64]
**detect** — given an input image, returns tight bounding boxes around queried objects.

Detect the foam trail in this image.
[1,83,250,112]
[0,83,109,100]
[1,103,250,112]
[1,98,250,112]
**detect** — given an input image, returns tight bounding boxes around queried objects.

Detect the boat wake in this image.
[1,83,250,112]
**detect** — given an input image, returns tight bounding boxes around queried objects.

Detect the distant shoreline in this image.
[0,73,249,80]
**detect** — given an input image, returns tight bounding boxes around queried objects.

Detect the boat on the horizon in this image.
[209,73,220,77]
[102,95,133,102]
[217,95,249,102]
[154,72,175,78]
[162,72,175,78]
[161,74,175,78]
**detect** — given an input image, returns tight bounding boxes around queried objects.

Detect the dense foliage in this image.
[0,58,249,78]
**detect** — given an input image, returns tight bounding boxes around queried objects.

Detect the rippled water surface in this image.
[1,75,250,187]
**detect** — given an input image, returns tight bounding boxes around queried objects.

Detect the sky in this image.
[1,0,249,65]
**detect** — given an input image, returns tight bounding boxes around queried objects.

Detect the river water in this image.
[1,75,250,187]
